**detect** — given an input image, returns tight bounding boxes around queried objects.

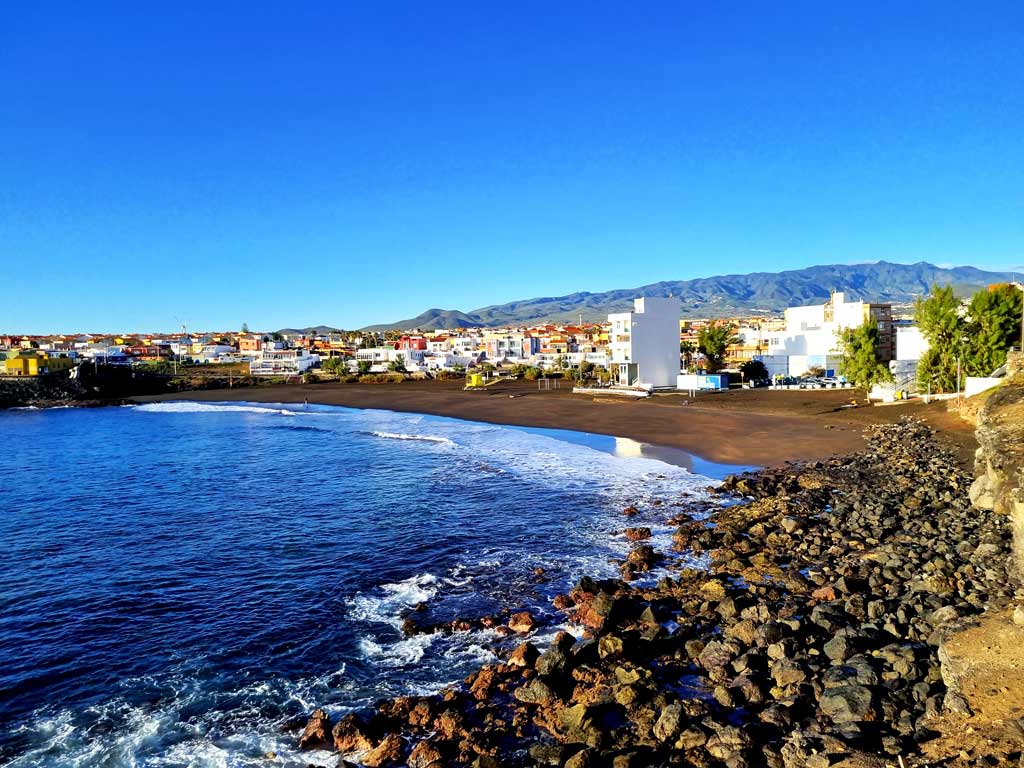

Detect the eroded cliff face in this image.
[969,351,1024,577]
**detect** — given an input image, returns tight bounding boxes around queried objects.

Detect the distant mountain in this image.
[361,261,1023,330]
[361,309,485,333]
[275,325,343,336]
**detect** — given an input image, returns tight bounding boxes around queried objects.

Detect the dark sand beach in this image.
[136,379,977,467]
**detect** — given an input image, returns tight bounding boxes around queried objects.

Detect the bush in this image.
[522,366,543,381]
[358,373,405,384]
[433,370,463,381]
[342,374,360,383]
[303,372,319,384]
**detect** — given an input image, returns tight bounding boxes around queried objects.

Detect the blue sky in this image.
[2,2,1022,333]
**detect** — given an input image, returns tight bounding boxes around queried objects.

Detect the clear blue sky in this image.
[2,2,1022,333]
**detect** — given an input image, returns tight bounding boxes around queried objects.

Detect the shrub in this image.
[342,374,360,383]
[433,370,463,381]
[358,373,405,384]
[522,367,542,381]
[303,372,319,384]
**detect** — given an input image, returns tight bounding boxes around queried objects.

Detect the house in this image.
[238,335,263,354]
[249,346,320,376]
[608,297,681,388]
[4,350,75,376]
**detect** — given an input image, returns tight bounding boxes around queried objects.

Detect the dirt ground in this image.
[137,380,979,469]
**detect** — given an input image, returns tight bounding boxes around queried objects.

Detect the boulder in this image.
[362,733,404,768]
[508,641,540,668]
[770,659,807,687]
[297,708,331,750]
[705,725,752,760]
[508,611,536,633]
[407,740,443,768]
[332,715,374,753]
[624,527,652,541]
[652,703,683,741]
[512,678,555,704]
[818,684,877,723]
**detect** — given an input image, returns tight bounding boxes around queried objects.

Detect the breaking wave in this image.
[0,400,733,765]
[368,431,455,445]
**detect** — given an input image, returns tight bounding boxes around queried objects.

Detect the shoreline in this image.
[132,378,978,468]
[296,419,1019,767]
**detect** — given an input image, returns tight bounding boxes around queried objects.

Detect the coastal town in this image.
[4,284,1019,407]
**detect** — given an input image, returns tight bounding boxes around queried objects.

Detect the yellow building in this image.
[4,350,75,376]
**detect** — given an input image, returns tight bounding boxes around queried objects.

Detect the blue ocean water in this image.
[0,402,730,766]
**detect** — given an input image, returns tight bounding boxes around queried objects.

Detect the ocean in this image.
[0,402,741,766]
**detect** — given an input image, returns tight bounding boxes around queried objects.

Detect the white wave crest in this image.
[131,402,299,416]
[358,633,436,667]
[369,431,454,445]
[346,573,439,628]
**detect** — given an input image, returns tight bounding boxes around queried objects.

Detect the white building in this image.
[894,324,927,361]
[352,347,428,372]
[194,344,235,363]
[755,292,893,377]
[608,296,681,388]
[889,323,929,388]
[250,347,320,376]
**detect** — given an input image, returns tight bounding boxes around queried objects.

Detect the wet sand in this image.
[136,380,977,468]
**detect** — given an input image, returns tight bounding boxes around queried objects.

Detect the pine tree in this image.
[964,285,1022,376]
[915,285,965,393]
[837,321,892,390]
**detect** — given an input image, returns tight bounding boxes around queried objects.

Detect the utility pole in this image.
[956,355,961,406]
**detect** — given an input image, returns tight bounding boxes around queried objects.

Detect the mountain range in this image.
[359,261,1023,331]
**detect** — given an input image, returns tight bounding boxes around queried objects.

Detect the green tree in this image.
[680,340,696,371]
[272,332,284,342]
[964,285,1022,376]
[241,322,249,334]
[357,360,372,374]
[387,355,407,373]
[697,322,741,373]
[915,284,965,393]
[579,360,595,379]
[322,357,349,375]
[837,321,893,391]
[739,359,768,381]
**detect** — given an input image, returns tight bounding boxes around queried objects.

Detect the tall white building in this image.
[608,297,681,388]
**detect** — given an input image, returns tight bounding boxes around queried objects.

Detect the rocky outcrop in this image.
[969,350,1024,578]
[299,420,1020,767]
[0,362,175,409]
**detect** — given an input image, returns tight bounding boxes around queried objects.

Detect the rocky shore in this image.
[298,419,1020,767]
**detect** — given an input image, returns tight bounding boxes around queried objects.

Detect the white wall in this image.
[965,377,1002,397]
[895,326,928,361]
[610,297,680,387]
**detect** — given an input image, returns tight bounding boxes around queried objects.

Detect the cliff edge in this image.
[924,351,1024,765]
[970,350,1024,576]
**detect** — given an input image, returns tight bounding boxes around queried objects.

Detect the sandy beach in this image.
[135,380,977,467]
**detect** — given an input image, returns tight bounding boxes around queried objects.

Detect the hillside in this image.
[275,325,343,336]
[360,261,1023,331]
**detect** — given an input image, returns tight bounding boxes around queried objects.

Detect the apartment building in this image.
[608,296,681,388]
